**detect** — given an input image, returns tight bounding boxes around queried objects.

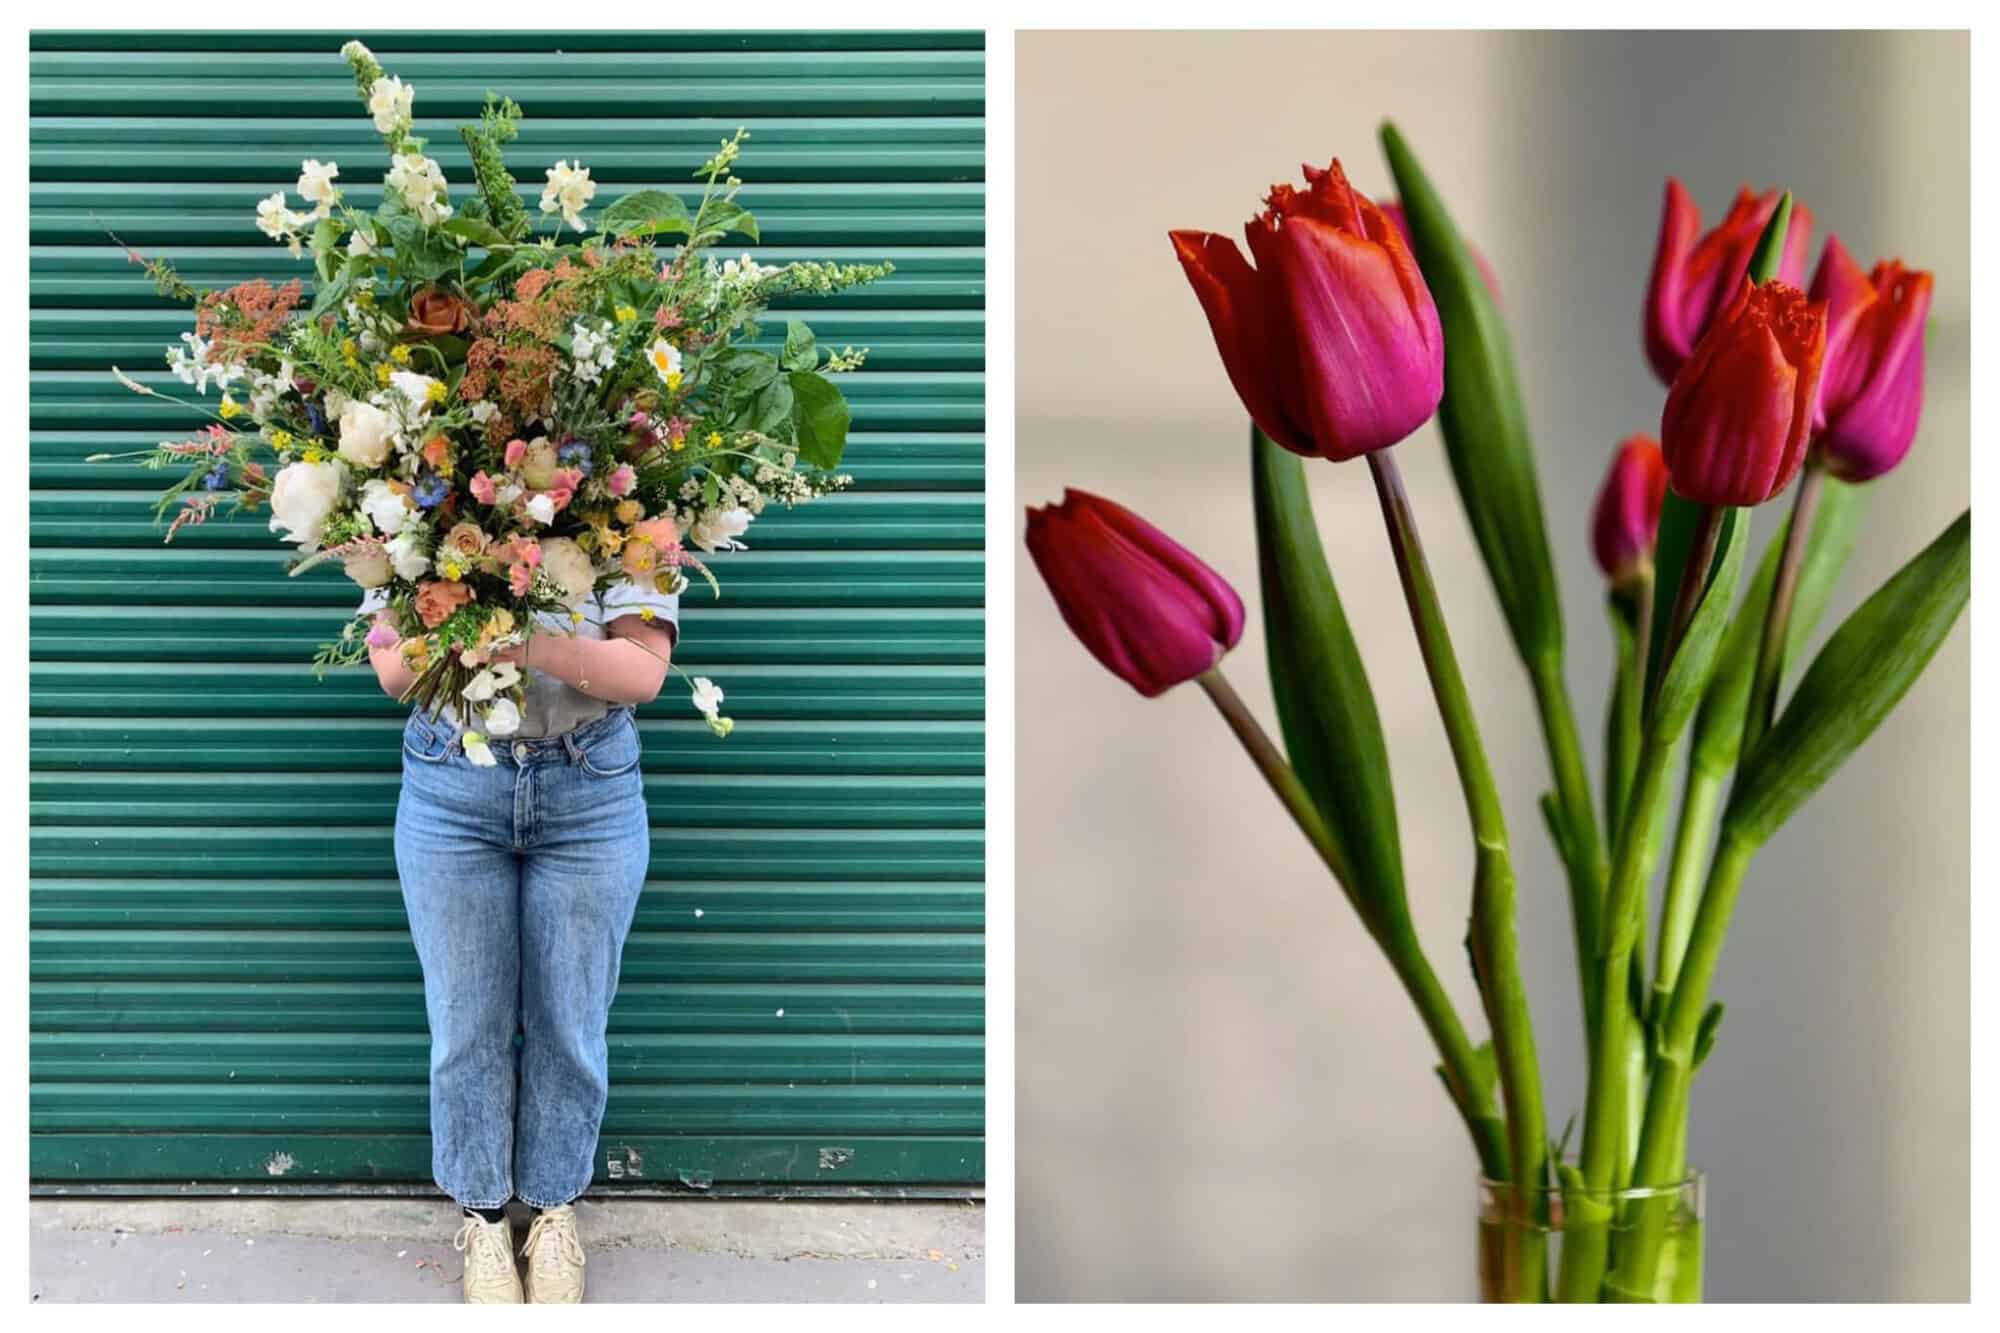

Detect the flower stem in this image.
[1739,456,1825,758]
[1653,502,1725,711]
[1365,451,1547,1295]
[1196,666,1509,1179]
[1531,657,1610,1035]
[1651,758,1727,1019]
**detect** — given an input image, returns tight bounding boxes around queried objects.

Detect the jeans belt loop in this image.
[563,729,584,765]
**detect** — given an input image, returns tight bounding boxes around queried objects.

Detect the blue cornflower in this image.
[557,439,595,477]
[202,462,229,491]
[304,401,327,435]
[412,473,451,509]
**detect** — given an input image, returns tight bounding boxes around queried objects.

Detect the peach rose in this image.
[413,579,473,628]
[443,521,488,561]
[407,286,471,337]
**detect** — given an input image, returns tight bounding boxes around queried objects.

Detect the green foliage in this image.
[1379,121,1564,673]
[788,370,851,470]
[460,94,529,241]
[1249,427,1410,943]
[601,189,693,239]
[1646,503,1748,746]
[1726,511,1970,847]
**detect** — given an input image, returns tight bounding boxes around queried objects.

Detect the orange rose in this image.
[407,286,472,337]
[414,579,474,629]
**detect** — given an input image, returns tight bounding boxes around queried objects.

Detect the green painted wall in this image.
[28,30,984,1192]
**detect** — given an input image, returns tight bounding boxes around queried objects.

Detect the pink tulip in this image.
[1591,434,1669,586]
[1171,158,1444,461]
[1808,235,1934,483]
[1660,280,1827,507]
[1024,488,1244,698]
[1378,198,1500,302]
[1645,178,1813,385]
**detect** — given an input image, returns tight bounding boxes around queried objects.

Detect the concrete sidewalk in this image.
[30,1197,983,1303]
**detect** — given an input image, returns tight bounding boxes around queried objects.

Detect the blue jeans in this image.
[394,705,650,1210]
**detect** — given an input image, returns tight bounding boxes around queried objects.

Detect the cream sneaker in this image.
[520,1204,587,1304]
[452,1212,524,1304]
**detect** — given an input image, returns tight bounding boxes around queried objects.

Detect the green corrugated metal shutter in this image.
[28,30,984,1194]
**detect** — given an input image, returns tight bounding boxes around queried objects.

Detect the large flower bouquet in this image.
[100,40,888,759]
[1027,126,1967,1300]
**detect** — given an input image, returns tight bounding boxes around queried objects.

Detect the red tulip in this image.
[1591,434,1670,586]
[1171,159,1444,462]
[1660,280,1828,507]
[1378,198,1501,302]
[1808,235,1934,483]
[1645,179,1814,385]
[1025,489,1245,698]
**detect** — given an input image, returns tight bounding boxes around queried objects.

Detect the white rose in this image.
[482,698,522,738]
[387,528,430,581]
[266,459,347,551]
[297,159,340,218]
[337,398,397,468]
[538,537,597,609]
[358,478,413,537]
[342,551,393,588]
[687,506,752,553]
[367,75,414,136]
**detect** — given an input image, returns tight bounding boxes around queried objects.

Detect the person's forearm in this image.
[525,632,670,706]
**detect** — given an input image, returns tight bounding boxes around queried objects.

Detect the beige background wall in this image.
[1015,29,1969,1301]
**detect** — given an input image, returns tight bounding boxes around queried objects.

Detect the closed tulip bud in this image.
[1025,489,1244,698]
[1646,178,1814,385]
[1661,280,1828,506]
[1171,159,1444,462]
[1808,235,1934,483]
[1591,434,1669,586]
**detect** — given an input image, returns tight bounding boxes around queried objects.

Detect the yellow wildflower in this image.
[666,371,683,392]
[706,432,723,448]
[426,380,447,404]
[301,446,326,464]
[615,305,638,323]
[375,363,394,385]
[218,395,242,419]
[268,428,292,448]
[391,344,412,364]
[640,607,656,622]
[440,559,465,582]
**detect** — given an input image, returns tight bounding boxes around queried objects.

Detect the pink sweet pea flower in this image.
[503,437,527,469]
[469,470,497,505]
[608,463,637,497]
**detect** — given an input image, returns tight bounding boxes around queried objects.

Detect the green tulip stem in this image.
[1609,830,1759,1299]
[1196,664,1509,1179]
[1531,658,1611,1030]
[1653,502,1725,713]
[1652,759,1728,1019]
[1740,456,1826,758]
[1365,449,1548,1289]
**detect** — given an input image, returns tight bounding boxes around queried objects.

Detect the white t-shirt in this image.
[360,581,680,739]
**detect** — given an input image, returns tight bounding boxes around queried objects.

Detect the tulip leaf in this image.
[1692,478,1867,775]
[1603,593,1643,845]
[1726,510,1970,847]
[1251,426,1410,939]
[1747,193,1793,286]
[1692,1002,1726,1071]
[1380,122,1563,674]
[1646,498,1749,745]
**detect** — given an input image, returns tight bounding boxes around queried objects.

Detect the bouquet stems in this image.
[1365,451,1548,1299]
[1195,667,1510,1180]
[1741,457,1827,756]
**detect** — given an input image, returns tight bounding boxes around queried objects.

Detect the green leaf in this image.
[1692,477,1867,775]
[1380,122,1563,673]
[600,189,692,238]
[439,215,513,250]
[748,375,795,435]
[700,200,760,243]
[781,320,818,373]
[788,371,851,469]
[709,347,779,395]
[1747,193,1794,285]
[1249,426,1409,940]
[1646,502,1749,746]
[310,219,342,284]
[1603,593,1643,845]
[1692,1002,1726,1070]
[1725,511,1970,846]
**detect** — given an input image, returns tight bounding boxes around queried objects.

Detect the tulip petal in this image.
[1271,214,1444,459]
[1644,178,1703,383]
[1170,230,1312,453]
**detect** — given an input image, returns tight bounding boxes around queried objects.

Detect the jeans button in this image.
[513,743,530,763]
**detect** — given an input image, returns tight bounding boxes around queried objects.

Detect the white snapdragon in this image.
[367,75,414,137]
[539,160,596,232]
[690,677,734,739]
[385,152,452,226]
[569,321,616,385]
[686,506,753,553]
[255,192,311,258]
[359,478,414,536]
[248,361,295,417]
[469,400,498,425]
[386,527,431,581]
[296,160,340,218]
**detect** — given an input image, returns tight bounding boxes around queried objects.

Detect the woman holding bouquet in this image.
[366,583,678,1302]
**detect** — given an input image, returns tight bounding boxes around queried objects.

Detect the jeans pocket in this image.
[578,716,642,778]
[402,723,455,766]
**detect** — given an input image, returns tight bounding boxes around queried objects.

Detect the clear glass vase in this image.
[1477,1171,1705,1302]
